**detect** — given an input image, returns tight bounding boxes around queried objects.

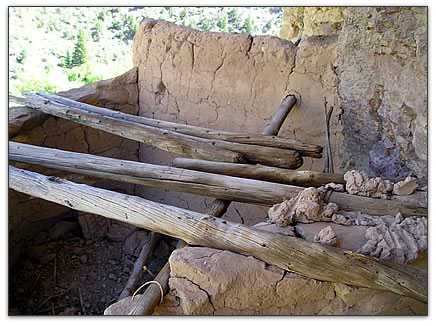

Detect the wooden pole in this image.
[10,94,243,164]
[36,93,322,157]
[11,94,303,169]
[9,142,426,217]
[9,166,427,303]
[118,232,161,300]
[173,158,345,187]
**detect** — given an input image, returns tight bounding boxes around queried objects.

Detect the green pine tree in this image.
[64,50,72,68]
[241,16,256,34]
[217,12,229,32]
[71,30,88,67]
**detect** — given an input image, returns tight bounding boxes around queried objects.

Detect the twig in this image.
[142,265,156,278]
[29,271,43,294]
[32,285,72,314]
[51,302,55,315]
[78,287,86,315]
[53,257,57,287]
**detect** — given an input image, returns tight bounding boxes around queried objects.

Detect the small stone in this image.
[123,267,130,274]
[393,177,418,196]
[108,273,117,281]
[123,231,148,256]
[79,255,88,264]
[108,259,117,265]
[313,226,337,246]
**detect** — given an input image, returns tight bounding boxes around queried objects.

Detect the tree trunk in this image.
[9,142,427,217]
[36,93,322,157]
[9,166,427,303]
[173,158,345,187]
[12,94,303,169]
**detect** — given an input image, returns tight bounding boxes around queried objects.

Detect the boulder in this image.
[153,247,426,315]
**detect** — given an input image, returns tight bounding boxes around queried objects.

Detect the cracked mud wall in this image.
[133,20,343,225]
[9,68,140,266]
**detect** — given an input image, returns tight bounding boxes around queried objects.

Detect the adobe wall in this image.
[132,20,343,225]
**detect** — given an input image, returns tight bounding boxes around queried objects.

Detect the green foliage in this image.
[200,18,213,31]
[9,7,283,95]
[15,78,58,94]
[63,50,72,69]
[217,12,229,32]
[16,49,27,64]
[71,29,88,67]
[241,16,256,34]
[65,64,102,84]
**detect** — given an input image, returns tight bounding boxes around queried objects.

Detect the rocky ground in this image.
[9,216,174,315]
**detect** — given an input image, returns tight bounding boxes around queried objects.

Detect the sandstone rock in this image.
[359,216,427,264]
[104,295,141,315]
[393,176,418,196]
[267,187,348,226]
[337,7,427,179]
[280,7,344,40]
[123,231,149,256]
[8,106,48,138]
[47,221,78,240]
[154,247,426,315]
[313,226,337,246]
[106,223,135,242]
[294,222,368,252]
[344,170,393,198]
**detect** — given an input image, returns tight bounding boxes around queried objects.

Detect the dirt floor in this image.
[9,219,172,315]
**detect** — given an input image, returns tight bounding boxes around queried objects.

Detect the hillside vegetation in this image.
[9,7,283,95]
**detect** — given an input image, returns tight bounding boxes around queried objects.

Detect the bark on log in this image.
[9,166,427,303]
[36,93,322,158]
[9,142,427,217]
[12,94,303,169]
[173,158,345,187]
[118,232,161,300]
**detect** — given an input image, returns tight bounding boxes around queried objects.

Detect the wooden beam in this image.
[9,142,427,217]
[36,93,322,158]
[10,94,243,164]
[9,166,427,303]
[173,158,345,187]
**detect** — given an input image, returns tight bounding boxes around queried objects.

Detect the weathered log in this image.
[9,142,427,217]
[204,93,298,220]
[10,94,243,164]
[37,93,322,158]
[173,158,345,187]
[118,232,161,300]
[13,94,303,169]
[128,240,186,315]
[9,166,427,303]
